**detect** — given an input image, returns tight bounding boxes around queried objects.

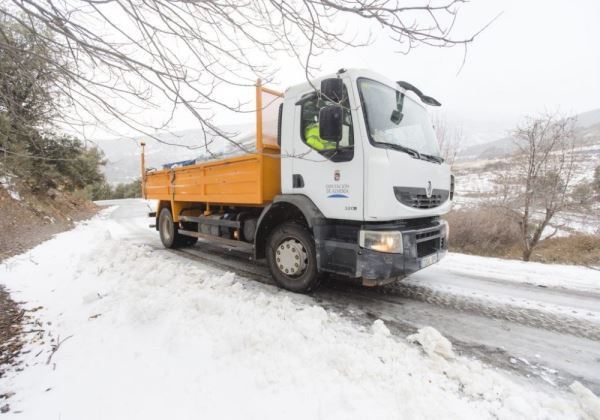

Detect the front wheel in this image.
[265,223,320,293]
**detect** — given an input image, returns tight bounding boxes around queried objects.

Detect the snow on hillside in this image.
[1,209,598,419]
[457,109,600,162]
[452,140,600,236]
[454,143,600,200]
[0,175,21,201]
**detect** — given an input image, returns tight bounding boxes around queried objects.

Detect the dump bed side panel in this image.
[262,153,281,201]
[176,155,263,204]
[144,170,171,201]
[144,153,281,208]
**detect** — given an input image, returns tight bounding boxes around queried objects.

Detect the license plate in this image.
[420,253,438,268]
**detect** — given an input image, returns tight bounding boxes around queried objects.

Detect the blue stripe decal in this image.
[327,194,349,198]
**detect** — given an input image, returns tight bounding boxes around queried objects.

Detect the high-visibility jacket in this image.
[305,123,337,151]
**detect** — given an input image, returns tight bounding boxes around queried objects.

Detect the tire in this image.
[158,208,190,248]
[265,223,321,293]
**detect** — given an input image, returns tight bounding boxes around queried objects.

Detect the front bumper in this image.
[314,219,447,283]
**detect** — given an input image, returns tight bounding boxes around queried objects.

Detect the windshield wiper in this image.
[420,153,444,164]
[379,142,421,159]
[379,143,443,163]
[396,81,441,107]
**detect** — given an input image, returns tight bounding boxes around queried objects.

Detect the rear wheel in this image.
[266,223,320,293]
[158,208,195,248]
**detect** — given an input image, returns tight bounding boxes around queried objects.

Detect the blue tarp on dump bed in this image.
[162,159,197,169]
[158,131,257,170]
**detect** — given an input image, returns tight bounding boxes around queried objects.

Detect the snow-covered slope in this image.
[1,207,599,419]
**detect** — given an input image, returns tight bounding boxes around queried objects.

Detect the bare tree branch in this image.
[1,0,486,155]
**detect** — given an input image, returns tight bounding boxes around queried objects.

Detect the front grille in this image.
[417,238,440,257]
[415,227,443,257]
[394,187,450,209]
[416,229,440,241]
[402,217,438,230]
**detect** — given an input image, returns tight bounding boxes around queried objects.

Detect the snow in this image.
[407,327,455,360]
[430,252,600,294]
[0,175,21,201]
[406,253,600,326]
[0,210,598,419]
[571,381,600,420]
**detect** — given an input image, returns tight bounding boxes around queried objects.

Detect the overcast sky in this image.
[190,0,600,142]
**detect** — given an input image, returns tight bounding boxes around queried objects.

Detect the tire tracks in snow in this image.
[377,282,600,341]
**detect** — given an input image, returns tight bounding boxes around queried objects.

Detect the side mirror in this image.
[319,105,343,143]
[320,78,343,103]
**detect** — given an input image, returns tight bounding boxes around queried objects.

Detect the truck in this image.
[142,68,453,293]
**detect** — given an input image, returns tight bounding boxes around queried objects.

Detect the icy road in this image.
[1,198,599,419]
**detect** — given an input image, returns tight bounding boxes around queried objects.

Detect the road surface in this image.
[99,198,600,394]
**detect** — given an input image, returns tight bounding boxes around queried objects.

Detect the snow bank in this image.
[407,327,455,360]
[0,212,597,419]
[570,381,600,420]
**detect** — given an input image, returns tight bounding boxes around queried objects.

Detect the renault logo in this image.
[426,181,433,198]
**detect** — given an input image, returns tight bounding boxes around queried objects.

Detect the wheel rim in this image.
[161,215,173,241]
[275,238,308,277]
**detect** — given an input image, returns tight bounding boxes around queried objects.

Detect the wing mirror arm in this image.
[396,81,441,107]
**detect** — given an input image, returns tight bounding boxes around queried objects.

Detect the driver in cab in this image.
[304,120,337,151]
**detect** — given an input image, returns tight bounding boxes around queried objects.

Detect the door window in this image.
[299,85,354,162]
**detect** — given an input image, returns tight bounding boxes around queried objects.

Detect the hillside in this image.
[0,176,97,260]
[457,108,600,161]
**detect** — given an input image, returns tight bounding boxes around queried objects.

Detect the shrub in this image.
[82,179,142,201]
[445,207,600,266]
[444,207,521,257]
[111,179,142,199]
[18,134,107,193]
[532,234,600,266]
[571,181,594,205]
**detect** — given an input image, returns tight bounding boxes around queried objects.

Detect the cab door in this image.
[288,79,364,221]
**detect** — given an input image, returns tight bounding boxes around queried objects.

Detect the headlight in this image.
[359,230,403,254]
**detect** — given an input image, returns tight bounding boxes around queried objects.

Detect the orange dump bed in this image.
[144,152,280,205]
[142,81,283,215]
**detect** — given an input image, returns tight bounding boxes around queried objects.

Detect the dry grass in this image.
[445,208,600,266]
[0,285,24,380]
[445,207,521,258]
[525,234,600,267]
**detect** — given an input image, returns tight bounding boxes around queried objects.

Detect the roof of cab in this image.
[285,68,400,97]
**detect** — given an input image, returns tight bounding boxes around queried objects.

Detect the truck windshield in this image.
[357,78,441,159]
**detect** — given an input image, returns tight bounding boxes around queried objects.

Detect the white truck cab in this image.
[282,68,452,222]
